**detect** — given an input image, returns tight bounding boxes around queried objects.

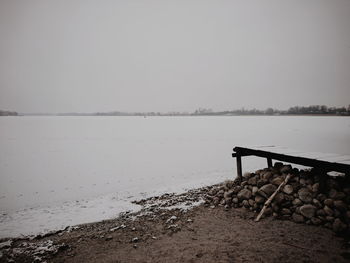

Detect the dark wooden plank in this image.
[233,146,350,174]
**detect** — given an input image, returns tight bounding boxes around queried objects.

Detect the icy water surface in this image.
[0,116,349,237]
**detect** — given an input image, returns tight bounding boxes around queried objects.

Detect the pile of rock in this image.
[205,162,350,233]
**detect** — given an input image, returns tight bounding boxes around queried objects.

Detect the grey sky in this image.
[0,0,349,113]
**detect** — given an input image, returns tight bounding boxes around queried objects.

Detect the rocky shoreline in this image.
[1,163,350,262]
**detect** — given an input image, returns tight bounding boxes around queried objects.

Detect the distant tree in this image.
[265,108,274,115]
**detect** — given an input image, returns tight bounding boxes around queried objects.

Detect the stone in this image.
[334,209,341,218]
[328,189,338,199]
[248,199,255,207]
[224,190,235,199]
[324,199,334,207]
[247,176,257,186]
[280,165,292,174]
[257,179,268,188]
[271,177,284,186]
[298,188,313,203]
[292,213,305,223]
[243,172,252,179]
[274,162,283,169]
[274,193,285,204]
[232,197,239,204]
[252,186,258,196]
[264,207,272,216]
[311,217,322,225]
[306,179,313,185]
[283,185,294,195]
[335,192,346,200]
[316,209,326,216]
[224,197,232,205]
[324,206,334,216]
[209,188,218,196]
[232,186,242,194]
[237,189,252,200]
[312,198,322,209]
[255,195,265,204]
[324,223,332,229]
[334,200,347,212]
[217,190,225,197]
[281,214,292,220]
[285,195,294,201]
[213,197,220,205]
[242,200,249,208]
[326,216,335,222]
[300,204,317,219]
[333,218,347,233]
[281,208,291,215]
[105,236,113,241]
[317,193,327,202]
[317,216,326,223]
[299,179,307,185]
[272,203,279,212]
[292,198,303,206]
[311,183,320,193]
[259,184,277,196]
[261,171,273,181]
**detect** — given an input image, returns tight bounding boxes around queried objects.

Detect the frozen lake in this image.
[0,116,350,237]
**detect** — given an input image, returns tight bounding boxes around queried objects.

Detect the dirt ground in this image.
[2,189,350,263]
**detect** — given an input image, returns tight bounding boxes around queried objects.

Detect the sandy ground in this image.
[1,189,350,263]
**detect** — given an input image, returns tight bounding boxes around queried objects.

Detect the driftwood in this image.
[255,174,292,222]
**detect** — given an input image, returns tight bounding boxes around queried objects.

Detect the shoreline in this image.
[1,181,350,263]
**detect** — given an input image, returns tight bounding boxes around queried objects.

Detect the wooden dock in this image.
[232,146,350,181]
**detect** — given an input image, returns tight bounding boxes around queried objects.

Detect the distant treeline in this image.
[0,110,18,116]
[88,105,350,116]
[191,105,350,116]
[3,105,350,116]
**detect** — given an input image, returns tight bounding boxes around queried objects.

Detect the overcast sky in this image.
[0,0,349,113]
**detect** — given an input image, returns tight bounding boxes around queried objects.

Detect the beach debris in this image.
[105,236,113,241]
[166,216,177,223]
[109,224,126,232]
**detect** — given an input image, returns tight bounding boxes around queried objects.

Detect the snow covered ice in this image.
[0,116,349,238]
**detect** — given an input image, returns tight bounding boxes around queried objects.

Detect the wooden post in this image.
[267,158,273,168]
[236,155,242,182]
[318,169,327,192]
